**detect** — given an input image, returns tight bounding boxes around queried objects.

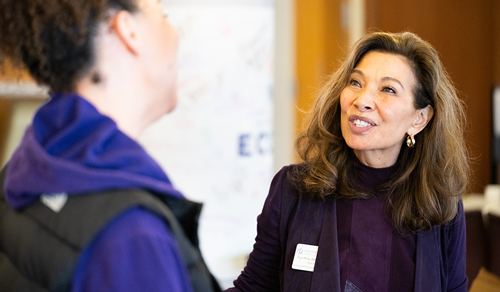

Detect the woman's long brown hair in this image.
[291,31,470,233]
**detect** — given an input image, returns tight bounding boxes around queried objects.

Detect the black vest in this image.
[0,168,221,292]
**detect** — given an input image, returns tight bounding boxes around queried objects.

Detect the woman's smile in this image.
[348,115,376,133]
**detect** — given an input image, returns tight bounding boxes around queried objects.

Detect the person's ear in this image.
[409,105,434,135]
[110,10,140,55]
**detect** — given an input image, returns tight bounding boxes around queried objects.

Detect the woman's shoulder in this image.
[266,163,326,213]
[441,199,466,234]
[81,207,180,266]
[73,207,193,291]
[269,163,307,197]
[273,162,308,186]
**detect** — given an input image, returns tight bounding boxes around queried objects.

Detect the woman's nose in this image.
[353,89,375,111]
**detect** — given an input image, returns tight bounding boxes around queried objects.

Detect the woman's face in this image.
[340,51,425,168]
[135,0,179,115]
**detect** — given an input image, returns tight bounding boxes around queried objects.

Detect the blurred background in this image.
[1,0,499,289]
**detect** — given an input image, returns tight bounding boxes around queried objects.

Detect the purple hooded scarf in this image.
[4,92,183,209]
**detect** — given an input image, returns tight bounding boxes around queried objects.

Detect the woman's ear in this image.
[410,105,434,135]
[110,10,140,55]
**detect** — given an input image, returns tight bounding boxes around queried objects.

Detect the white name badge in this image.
[292,243,319,272]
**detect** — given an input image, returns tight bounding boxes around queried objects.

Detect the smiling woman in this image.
[225,31,470,292]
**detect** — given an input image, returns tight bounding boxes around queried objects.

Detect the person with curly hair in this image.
[0,0,220,291]
[226,31,470,292]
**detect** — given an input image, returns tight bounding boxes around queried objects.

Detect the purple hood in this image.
[3,92,183,209]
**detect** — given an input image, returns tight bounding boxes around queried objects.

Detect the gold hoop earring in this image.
[406,134,415,148]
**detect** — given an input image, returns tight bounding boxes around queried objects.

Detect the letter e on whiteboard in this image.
[292,243,318,272]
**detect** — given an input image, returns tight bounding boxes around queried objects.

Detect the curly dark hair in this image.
[292,31,470,233]
[0,0,139,92]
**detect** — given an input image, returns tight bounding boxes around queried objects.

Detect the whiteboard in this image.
[139,1,275,287]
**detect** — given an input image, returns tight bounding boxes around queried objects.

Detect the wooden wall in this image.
[363,0,497,193]
[496,1,500,86]
[295,0,348,158]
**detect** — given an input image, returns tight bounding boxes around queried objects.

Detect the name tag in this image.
[292,243,318,272]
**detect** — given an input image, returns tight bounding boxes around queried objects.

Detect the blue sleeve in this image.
[71,207,194,292]
[445,200,468,292]
[226,167,286,292]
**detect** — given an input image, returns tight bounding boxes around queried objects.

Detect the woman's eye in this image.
[382,86,396,94]
[349,79,361,87]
